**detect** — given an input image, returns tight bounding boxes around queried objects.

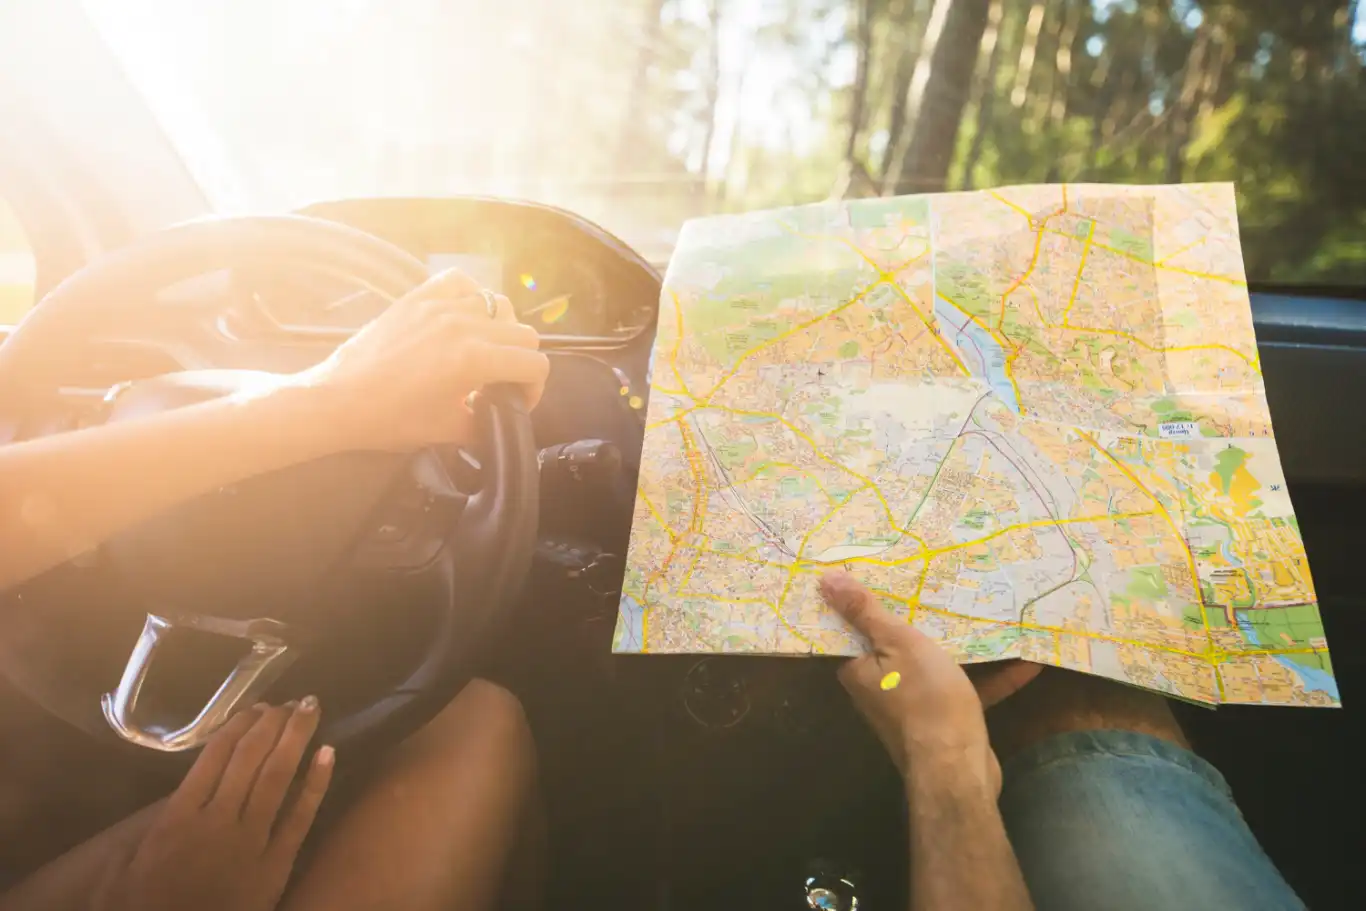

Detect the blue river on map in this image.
[933,294,1020,413]
[616,594,646,653]
[1236,615,1339,700]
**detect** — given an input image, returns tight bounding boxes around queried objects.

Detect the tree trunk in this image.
[959,0,1006,189]
[882,0,934,181]
[1046,0,1084,125]
[1040,0,1084,179]
[1009,0,1048,108]
[1085,53,1121,176]
[835,0,877,197]
[845,0,875,163]
[1164,17,1212,183]
[882,0,994,195]
[1198,17,1234,122]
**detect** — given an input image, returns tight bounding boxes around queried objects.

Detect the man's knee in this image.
[987,667,1188,760]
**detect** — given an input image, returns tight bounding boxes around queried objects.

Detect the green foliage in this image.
[670,0,1366,285]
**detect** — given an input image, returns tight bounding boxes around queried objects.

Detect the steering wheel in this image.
[0,215,539,770]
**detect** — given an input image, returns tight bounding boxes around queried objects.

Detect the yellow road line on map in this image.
[777,222,928,277]
[774,224,970,376]
[1003,351,1027,416]
[1042,226,1247,286]
[644,425,696,588]
[840,511,1156,570]
[626,575,1327,668]
[986,190,1037,225]
[705,404,930,550]
[934,288,1028,409]
[1156,237,1207,265]
[666,290,693,398]
[934,289,998,341]
[667,279,881,419]
[737,460,837,503]
[874,589,1212,661]
[638,490,677,542]
[696,511,1153,574]
[773,486,872,652]
[979,189,1257,389]
[1077,430,1226,699]
[1054,323,1260,372]
[882,269,973,376]
[1060,218,1097,327]
[679,423,707,535]
[997,195,1068,334]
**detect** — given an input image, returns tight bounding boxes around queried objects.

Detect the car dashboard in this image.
[32,197,657,439]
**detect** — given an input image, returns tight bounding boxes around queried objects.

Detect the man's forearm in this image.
[0,381,352,591]
[904,756,1033,911]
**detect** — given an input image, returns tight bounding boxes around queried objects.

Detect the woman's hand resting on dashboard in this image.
[297,267,550,452]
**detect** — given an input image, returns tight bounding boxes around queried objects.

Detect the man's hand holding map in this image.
[616,183,1337,708]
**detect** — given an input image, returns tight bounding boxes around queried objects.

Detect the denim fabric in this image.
[999,730,1304,911]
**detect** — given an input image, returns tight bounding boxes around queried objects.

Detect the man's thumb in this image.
[819,571,894,644]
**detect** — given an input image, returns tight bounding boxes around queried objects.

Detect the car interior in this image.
[1,2,1363,909]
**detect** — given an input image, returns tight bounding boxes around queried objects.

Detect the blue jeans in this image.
[1000,731,1304,910]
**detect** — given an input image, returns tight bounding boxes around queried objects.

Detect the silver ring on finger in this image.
[480,288,500,320]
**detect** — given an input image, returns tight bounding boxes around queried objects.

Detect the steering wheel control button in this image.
[537,439,622,485]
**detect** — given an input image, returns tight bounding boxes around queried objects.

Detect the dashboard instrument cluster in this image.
[271,198,661,341]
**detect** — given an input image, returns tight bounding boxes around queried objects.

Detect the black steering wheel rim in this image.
[0,214,539,769]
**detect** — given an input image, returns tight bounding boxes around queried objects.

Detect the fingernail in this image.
[299,695,319,713]
[284,700,300,711]
[316,745,335,767]
[251,702,269,712]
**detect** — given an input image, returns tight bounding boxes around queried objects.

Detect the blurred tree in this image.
[696,0,726,196]
[880,0,936,183]
[837,0,877,195]
[883,0,993,193]
[959,0,1007,189]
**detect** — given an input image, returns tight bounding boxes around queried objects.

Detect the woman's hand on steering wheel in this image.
[94,700,334,911]
[298,267,550,452]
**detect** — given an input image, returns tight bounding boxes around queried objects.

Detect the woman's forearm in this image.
[904,754,1033,911]
[0,382,352,591]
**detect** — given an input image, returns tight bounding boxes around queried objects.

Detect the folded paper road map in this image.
[616,183,1337,707]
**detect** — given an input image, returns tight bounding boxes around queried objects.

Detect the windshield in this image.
[90,0,1366,284]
